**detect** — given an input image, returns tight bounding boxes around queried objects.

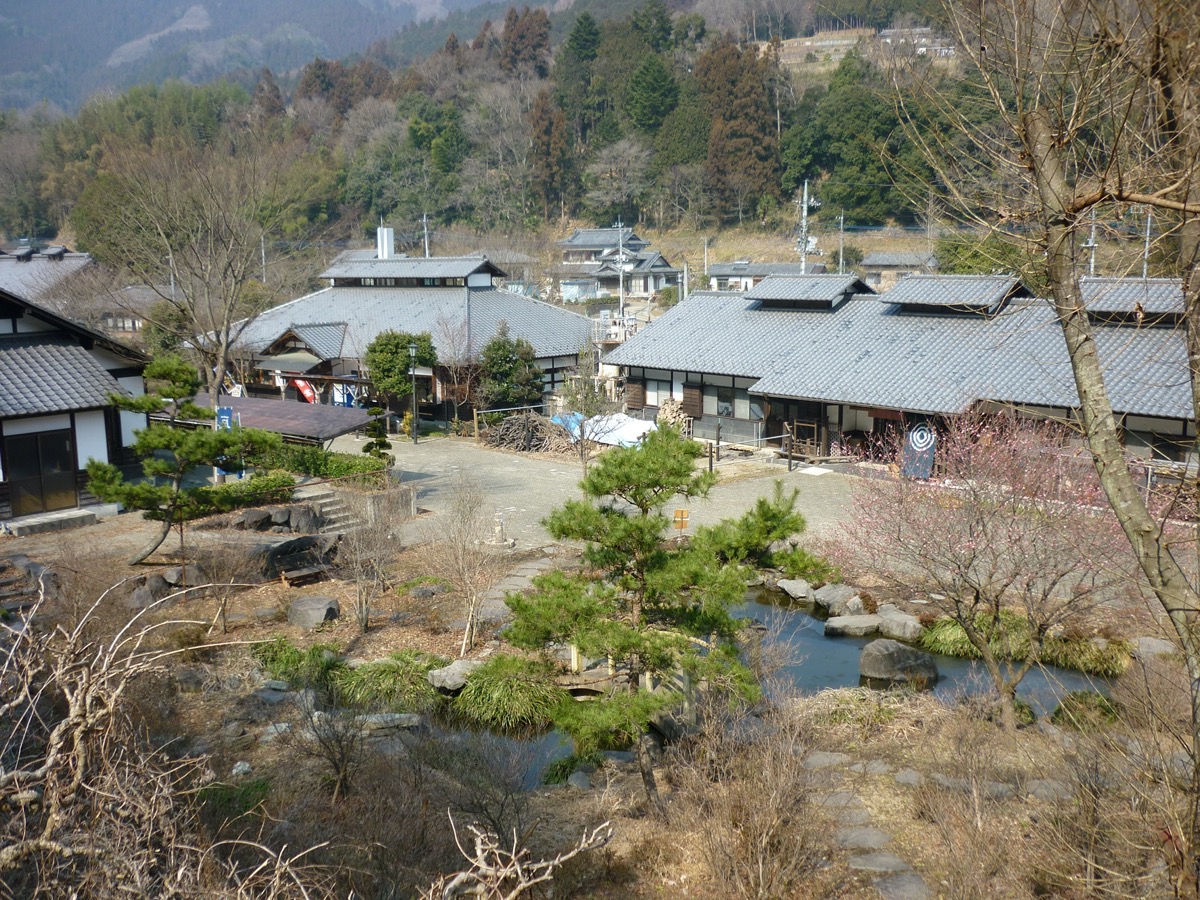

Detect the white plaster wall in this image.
[75,409,108,467]
[117,375,146,446]
[3,413,71,436]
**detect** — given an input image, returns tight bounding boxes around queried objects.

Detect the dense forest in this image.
[0,0,958,254]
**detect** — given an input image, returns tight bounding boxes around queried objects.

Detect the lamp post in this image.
[408,342,418,445]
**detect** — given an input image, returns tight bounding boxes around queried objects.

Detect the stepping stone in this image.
[895,768,925,787]
[835,826,892,850]
[804,750,851,769]
[848,852,911,874]
[874,872,933,900]
[813,791,864,810]
[833,807,873,826]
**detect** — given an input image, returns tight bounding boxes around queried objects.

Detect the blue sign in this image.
[215,407,242,478]
[900,422,937,479]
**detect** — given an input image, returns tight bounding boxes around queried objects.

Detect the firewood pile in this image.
[483,412,575,454]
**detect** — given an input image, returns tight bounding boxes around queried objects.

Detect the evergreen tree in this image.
[632,0,673,53]
[85,356,281,565]
[251,68,285,119]
[564,11,601,63]
[365,330,437,406]
[625,54,679,133]
[529,90,573,218]
[500,7,551,77]
[479,323,543,409]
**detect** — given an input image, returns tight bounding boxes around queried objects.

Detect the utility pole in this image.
[838,211,845,275]
[615,218,625,322]
[1082,208,1098,278]
[423,213,430,258]
[260,233,267,282]
[1142,207,1152,280]
[798,181,813,274]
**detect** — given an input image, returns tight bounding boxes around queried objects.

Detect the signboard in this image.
[900,421,937,480]
[292,379,317,403]
[215,406,242,478]
[673,509,689,532]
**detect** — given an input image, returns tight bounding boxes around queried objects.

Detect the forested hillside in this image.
[0,0,952,258]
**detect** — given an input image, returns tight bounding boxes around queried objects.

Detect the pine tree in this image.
[625,54,679,132]
[529,91,573,218]
[479,323,543,409]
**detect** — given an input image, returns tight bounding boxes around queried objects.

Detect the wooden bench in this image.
[280,565,329,587]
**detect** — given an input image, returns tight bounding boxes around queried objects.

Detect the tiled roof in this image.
[1080,277,1183,316]
[744,274,871,305]
[861,251,937,268]
[708,261,810,277]
[321,253,506,280]
[880,274,1022,312]
[0,252,93,300]
[190,392,370,442]
[606,280,1190,420]
[0,334,130,417]
[238,285,592,361]
[558,227,644,249]
[288,323,347,359]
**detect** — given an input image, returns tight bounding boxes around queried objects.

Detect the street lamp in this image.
[408,342,418,445]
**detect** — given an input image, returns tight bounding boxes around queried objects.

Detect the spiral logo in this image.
[907,423,936,453]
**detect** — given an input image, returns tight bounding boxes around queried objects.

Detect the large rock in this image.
[288,595,340,629]
[824,614,882,637]
[267,506,292,526]
[859,639,939,685]
[290,504,320,534]
[242,509,271,531]
[877,604,925,642]
[814,583,860,616]
[358,712,423,735]
[777,578,815,602]
[260,534,339,578]
[427,658,484,692]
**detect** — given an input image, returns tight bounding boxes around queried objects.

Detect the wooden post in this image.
[473,409,480,443]
[570,644,583,674]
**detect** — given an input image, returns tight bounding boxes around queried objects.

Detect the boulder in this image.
[267,506,292,525]
[814,583,860,616]
[427,658,484,692]
[231,761,253,778]
[567,770,592,790]
[288,595,340,629]
[824,614,882,637]
[1133,636,1177,659]
[859,639,939,685]
[260,534,339,578]
[242,509,271,531]
[777,578,814,602]
[877,604,925,642]
[290,504,319,534]
[359,712,423,735]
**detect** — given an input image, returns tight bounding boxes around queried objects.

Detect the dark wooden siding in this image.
[626,379,645,410]
[682,383,703,418]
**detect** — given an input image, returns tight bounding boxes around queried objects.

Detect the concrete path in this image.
[329,434,856,550]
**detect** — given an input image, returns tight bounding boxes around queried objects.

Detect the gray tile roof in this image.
[607,282,1190,420]
[0,253,93,300]
[287,323,347,359]
[189,392,370,442]
[0,334,129,417]
[708,261,811,277]
[558,227,644,249]
[238,285,593,362]
[861,251,937,268]
[744,274,871,305]
[1080,277,1183,316]
[881,274,1022,312]
[321,253,505,280]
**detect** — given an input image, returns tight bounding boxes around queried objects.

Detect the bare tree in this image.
[434,313,479,433]
[836,414,1136,732]
[0,587,336,897]
[426,473,499,656]
[72,119,330,399]
[333,487,405,632]
[421,817,611,900]
[892,0,1200,866]
[558,342,622,475]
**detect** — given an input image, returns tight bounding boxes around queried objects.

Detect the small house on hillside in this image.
[555,227,680,300]
[0,287,147,521]
[860,251,938,289]
[707,260,811,292]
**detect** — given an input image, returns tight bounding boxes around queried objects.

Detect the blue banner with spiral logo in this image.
[900,421,937,479]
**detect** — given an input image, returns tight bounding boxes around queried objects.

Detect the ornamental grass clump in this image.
[452,655,569,732]
[334,650,448,712]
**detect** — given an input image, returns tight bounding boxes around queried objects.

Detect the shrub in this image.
[334,650,448,712]
[200,470,296,509]
[263,445,388,480]
[1051,691,1121,732]
[551,690,673,755]
[452,655,569,732]
[198,778,271,826]
[543,750,606,785]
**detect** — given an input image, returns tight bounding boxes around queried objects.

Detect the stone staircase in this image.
[293,486,356,533]
[0,555,53,619]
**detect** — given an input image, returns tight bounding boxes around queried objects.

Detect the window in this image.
[703,385,759,419]
[645,379,670,407]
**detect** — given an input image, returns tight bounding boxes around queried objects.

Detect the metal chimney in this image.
[377,226,395,260]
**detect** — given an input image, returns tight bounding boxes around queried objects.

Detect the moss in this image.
[198,777,270,824]
[1051,691,1121,732]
